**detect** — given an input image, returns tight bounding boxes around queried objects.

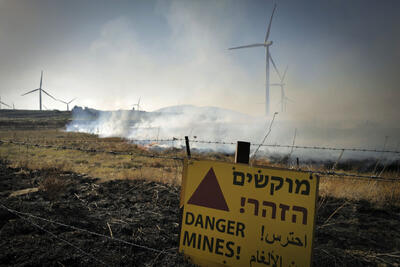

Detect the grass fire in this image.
[1,1,400,266]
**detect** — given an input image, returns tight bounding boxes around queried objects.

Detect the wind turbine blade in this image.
[40,71,43,88]
[265,3,277,42]
[21,88,39,96]
[282,66,289,82]
[228,43,265,50]
[269,53,281,80]
[41,89,58,101]
[68,98,77,104]
[0,101,11,108]
[138,97,141,106]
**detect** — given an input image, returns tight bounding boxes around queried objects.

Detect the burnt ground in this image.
[0,161,191,267]
[0,160,399,267]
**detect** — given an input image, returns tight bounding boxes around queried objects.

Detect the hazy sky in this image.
[0,0,399,126]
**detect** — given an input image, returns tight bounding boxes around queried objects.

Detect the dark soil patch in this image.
[0,161,191,266]
[0,161,399,266]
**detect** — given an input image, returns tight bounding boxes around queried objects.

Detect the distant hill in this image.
[0,109,70,129]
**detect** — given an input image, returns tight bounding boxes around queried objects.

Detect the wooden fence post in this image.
[185,136,191,159]
[235,141,250,164]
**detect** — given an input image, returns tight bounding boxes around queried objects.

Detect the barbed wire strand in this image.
[311,170,398,182]
[251,112,279,160]
[1,139,399,181]
[380,142,400,177]
[1,140,184,161]
[289,128,297,155]
[373,136,389,174]
[0,203,176,256]
[3,137,400,154]
[332,149,345,171]
[188,140,400,154]
[4,205,108,266]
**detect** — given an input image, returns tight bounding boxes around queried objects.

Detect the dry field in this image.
[1,128,399,205]
[2,127,399,206]
[0,129,185,184]
[0,110,399,266]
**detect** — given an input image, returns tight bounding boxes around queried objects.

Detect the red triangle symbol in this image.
[187,168,229,211]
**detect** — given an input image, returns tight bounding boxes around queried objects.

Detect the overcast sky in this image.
[0,0,399,126]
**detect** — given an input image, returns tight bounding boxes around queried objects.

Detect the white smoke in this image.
[66,105,400,163]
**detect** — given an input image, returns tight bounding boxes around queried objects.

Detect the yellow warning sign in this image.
[179,159,319,267]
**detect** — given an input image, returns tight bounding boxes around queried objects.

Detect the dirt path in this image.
[0,161,399,266]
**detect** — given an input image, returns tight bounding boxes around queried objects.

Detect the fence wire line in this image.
[310,170,399,182]
[0,140,184,161]
[1,139,399,181]
[3,137,400,154]
[186,140,400,154]
[251,111,279,160]
[0,203,177,256]
[2,204,108,266]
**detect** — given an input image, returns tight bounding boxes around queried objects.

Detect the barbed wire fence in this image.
[0,136,185,264]
[1,135,399,264]
[3,137,400,154]
[0,137,399,181]
[0,202,180,266]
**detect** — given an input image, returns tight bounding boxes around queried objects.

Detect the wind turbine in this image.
[21,71,58,111]
[270,56,290,112]
[0,96,12,109]
[133,97,141,111]
[60,98,76,111]
[229,4,277,116]
[282,95,293,112]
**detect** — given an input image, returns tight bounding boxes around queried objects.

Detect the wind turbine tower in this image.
[229,4,277,116]
[133,97,141,111]
[270,56,290,112]
[21,71,58,111]
[60,98,77,111]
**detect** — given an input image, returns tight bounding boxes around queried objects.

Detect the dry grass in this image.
[0,129,399,205]
[254,156,400,206]
[319,177,400,206]
[0,129,183,184]
[0,144,182,184]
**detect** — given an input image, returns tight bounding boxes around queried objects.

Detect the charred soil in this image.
[0,161,399,266]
